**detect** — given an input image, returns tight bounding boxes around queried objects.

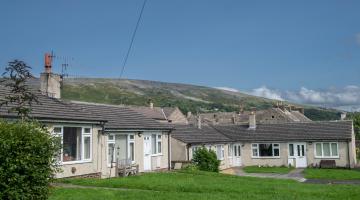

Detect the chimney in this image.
[340,112,347,120]
[44,53,52,73]
[187,111,192,118]
[231,113,236,124]
[249,109,256,130]
[40,53,62,98]
[197,115,202,129]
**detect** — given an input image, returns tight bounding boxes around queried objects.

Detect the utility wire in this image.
[120,0,148,78]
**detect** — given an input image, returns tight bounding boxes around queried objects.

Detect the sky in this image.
[0,0,359,111]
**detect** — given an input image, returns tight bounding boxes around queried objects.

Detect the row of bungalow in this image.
[0,63,357,178]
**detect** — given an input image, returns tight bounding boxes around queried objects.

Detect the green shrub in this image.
[0,120,61,199]
[192,147,220,172]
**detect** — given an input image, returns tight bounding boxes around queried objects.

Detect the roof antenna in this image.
[119,0,148,79]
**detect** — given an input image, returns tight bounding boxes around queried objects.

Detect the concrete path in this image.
[221,167,306,182]
[222,167,360,185]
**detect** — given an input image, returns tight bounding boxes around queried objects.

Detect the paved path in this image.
[221,167,306,182]
[222,167,360,185]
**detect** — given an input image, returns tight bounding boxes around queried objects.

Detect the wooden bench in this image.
[320,160,336,169]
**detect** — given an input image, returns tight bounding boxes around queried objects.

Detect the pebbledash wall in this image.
[101,131,170,178]
[187,140,357,169]
[51,123,170,179]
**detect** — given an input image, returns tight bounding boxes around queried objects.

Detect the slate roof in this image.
[0,85,105,123]
[171,124,231,144]
[69,101,173,131]
[213,121,353,142]
[130,107,167,121]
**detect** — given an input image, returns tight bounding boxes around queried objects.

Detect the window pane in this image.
[217,146,221,159]
[53,127,62,134]
[323,143,331,157]
[259,144,273,157]
[289,144,294,156]
[129,135,134,140]
[158,141,162,154]
[129,143,135,161]
[151,134,157,154]
[316,143,322,157]
[158,135,162,139]
[63,127,82,162]
[297,145,300,157]
[84,128,91,134]
[331,143,338,156]
[301,145,305,156]
[252,148,258,157]
[274,148,279,157]
[238,146,241,156]
[108,143,115,165]
[108,135,114,141]
[84,136,91,159]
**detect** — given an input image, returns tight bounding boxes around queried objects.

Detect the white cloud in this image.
[249,86,284,101]
[215,87,239,93]
[249,85,360,112]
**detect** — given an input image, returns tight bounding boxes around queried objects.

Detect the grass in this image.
[304,168,360,180]
[50,170,360,200]
[243,166,293,174]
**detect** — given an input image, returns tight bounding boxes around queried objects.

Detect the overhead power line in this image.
[120,0,148,78]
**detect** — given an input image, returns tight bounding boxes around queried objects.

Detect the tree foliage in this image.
[192,147,220,172]
[0,121,61,199]
[347,112,360,139]
[0,60,38,120]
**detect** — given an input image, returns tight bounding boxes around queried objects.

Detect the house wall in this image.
[103,131,169,178]
[171,138,188,161]
[241,143,288,166]
[168,108,188,124]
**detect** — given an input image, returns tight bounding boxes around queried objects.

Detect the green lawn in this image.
[243,166,293,174]
[51,170,360,200]
[304,168,360,180]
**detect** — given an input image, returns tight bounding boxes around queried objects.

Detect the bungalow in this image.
[0,56,173,178]
[172,112,357,169]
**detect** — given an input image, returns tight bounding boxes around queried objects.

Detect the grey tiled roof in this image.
[213,121,353,142]
[0,85,105,123]
[130,107,167,120]
[171,124,231,144]
[69,102,173,131]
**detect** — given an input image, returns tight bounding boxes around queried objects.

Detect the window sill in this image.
[251,156,280,159]
[151,154,163,157]
[61,160,92,165]
[314,156,340,159]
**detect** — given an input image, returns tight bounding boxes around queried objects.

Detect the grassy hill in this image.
[61,78,341,121]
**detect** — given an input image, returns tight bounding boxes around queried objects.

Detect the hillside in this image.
[61,78,341,121]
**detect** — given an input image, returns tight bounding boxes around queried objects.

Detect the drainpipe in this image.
[168,130,172,171]
[347,140,351,169]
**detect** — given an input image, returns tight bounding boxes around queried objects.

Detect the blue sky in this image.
[1,0,360,110]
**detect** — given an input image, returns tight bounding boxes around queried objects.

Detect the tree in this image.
[192,147,220,172]
[0,60,38,120]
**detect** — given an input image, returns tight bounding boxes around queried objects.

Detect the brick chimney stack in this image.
[40,53,62,99]
[248,108,256,130]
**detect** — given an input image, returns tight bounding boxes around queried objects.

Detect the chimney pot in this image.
[44,53,52,73]
[197,116,202,129]
[340,112,347,120]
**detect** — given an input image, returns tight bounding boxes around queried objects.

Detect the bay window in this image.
[315,142,339,158]
[252,143,280,158]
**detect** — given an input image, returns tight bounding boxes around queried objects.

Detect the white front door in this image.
[232,144,242,166]
[288,143,307,168]
[143,134,152,171]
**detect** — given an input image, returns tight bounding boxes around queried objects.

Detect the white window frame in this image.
[107,134,116,167]
[52,125,93,165]
[216,145,224,160]
[128,134,135,163]
[151,133,163,156]
[251,143,280,158]
[314,142,339,159]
